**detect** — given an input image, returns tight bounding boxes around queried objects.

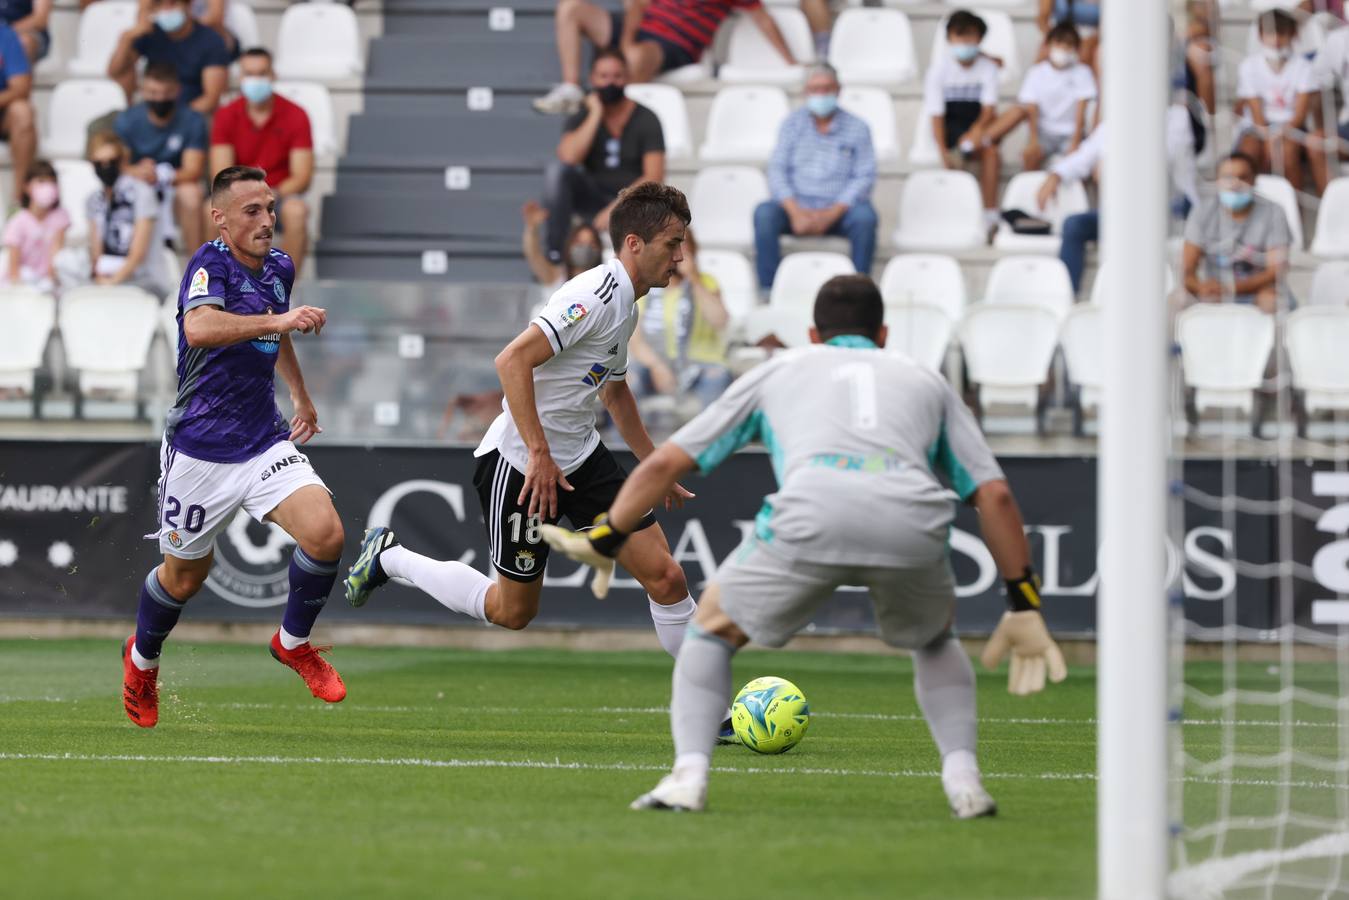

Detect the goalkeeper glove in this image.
[538,514,630,600]
[980,568,1069,696]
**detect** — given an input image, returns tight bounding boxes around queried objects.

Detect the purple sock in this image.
[282,548,339,641]
[135,569,185,660]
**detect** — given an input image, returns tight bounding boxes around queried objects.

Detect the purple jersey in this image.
[165,239,295,463]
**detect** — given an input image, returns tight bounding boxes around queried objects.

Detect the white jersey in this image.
[475,260,639,475]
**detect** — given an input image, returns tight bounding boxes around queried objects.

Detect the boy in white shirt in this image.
[1234,9,1320,195]
[984,24,1096,173]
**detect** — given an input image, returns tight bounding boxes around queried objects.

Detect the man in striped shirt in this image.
[535,0,796,115]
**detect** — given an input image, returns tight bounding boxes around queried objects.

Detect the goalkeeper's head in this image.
[810,274,888,347]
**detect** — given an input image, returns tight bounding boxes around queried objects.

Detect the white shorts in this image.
[715,538,956,650]
[150,438,328,560]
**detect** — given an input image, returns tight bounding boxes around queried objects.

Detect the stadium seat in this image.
[67,1,137,77]
[984,255,1075,322]
[959,304,1059,427]
[161,299,180,361]
[1286,307,1349,419]
[878,254,966,321]
[1254,174,1304,251]
[274,82,339,160]
[274,3,365,79]
[697,249,758,321]
[1310,177,1349,258]
[768,251,854,345]
[931,8,1021,86]
[45,80,127,158]
[0,286,54,401]
[892,170,985,251]
[691,166,770,249]
[58,286,161,408]
[1176,305,1274,417]
[1059,303,1103,433]
[907,115,941,167]
[656,59,713,86]
[1310,260,1349,306]
[839,86,899,163]
[699,86,790,163]
[883,302,953,371]
[624,84,692,161]
[992,171,1091,253]
[225,2,260,52]
[828,9,918,86]
[54,160,100,245]
[719,7,813,85]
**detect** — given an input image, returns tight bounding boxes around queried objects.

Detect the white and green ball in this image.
[731,676,810,754]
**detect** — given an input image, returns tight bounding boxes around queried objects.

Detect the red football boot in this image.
[269,632,346,702]
[121,635,159,728]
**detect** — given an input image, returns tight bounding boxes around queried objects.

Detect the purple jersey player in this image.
[122,166,347,729]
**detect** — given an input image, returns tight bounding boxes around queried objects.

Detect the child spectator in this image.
[1038,0,1100,70]
[2,160,68,290]
[108,0,230,116]
[984,23,1096,172]
[1234,10,1319,194]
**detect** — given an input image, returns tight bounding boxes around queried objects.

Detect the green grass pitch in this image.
[1,639,1338,898]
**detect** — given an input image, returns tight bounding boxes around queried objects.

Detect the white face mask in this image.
[1261,43,1292,64]
[1048,47,1078,68]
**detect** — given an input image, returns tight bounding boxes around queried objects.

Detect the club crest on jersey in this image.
[272,281,286,303]
[559,303,587,328]
[188,267,210,299]
[515,550,536,572]
[581,363,612,387]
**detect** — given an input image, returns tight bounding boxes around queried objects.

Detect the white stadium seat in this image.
[689,166,770,249]
[828,9,918,86]
[959,304,1060,423]
[274,82,339,160]
[58,286,161,401]
[161,299,181,363]
[624,84,692,161]
[1310,261,1349,306]
[699,86,790,163]
[931,8,1021,86]
[878,254,966,321]
[1311,177,1349,259]
[992,171,1091,253]
[45,80,126,158]
[718,7,814,85]
[67,1,138,77]
[984,255,1075,322]
[907,114,941,167]
[1176,305,1274,417]
[768,251,855,345]
[1286,307,1349,417]
[1254,174,1304,251]
[274,3,364,79]
[892,170,985,251]
[697,249,758,320]
[54,160,100,245]
[0,287,54,396]
[883,302,953,371]
[225,2,261,52]
[839,86,899,163]
[1060,304,1104,427]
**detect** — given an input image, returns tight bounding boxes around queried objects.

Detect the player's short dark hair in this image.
[946,10,987,40]
[1257,9,1297,37]
[591,48,627,72]
[1045,23,1081,47]
[143,61,179,84]
[608,182,690,251]
[1221,152,1258,178]
[241,46,273,64]
[814,275,885,342]
[211,165,269,205]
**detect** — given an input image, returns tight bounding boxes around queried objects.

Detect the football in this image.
[731,676,810,754]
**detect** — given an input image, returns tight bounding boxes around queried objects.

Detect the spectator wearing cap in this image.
[754,63,877,289]
[109,0,230,116]
[0,0,51,65]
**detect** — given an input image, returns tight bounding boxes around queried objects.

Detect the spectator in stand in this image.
[1038,0,1100,70]
[210,47,314,269]
[754,63,876,288]
[983,23,1096,173]
[0,0,51,65]
[138,0,239,57]
[535,0,795,114]
[55,131,169,297]
[108,0,230,116]
[540,50,664,264]
[521,200,603,295]
[1182,153,1290,314]
[1233,10,1319,195]
[114,62,207,253]
[924,10,1003,231]
[0,20,34,206]
[1310,8,1349,194]
[628,229,731,411]
[3,161,68,290]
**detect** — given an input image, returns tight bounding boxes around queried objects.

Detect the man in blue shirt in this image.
[0,21,33,206]
[115,61,208,250]
[108,0,229,115]
[0,0,50,64]
[752,63,877,289]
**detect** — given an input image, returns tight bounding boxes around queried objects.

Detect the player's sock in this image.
[670,625,735,777]
[133,568,185,670]
[649,595,697,657]
[379,545,491,623]
[913,634,979,761]
[281,548,340,646]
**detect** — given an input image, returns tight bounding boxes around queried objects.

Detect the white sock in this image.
[673,751,711,782]
[130,643,159,671]
[381,545,491,623]
[942,749,982,789]
[278,626,308,650]
[649,595,697,657]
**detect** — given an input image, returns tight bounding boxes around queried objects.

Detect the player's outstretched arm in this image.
[183,304,326,349]
[276,335,322,445]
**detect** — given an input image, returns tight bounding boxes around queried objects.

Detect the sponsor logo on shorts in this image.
[559,303,587,328]
[260,453,308,482]
[188,267,210,299]
[167,530,183,549]
[515,550,536,572]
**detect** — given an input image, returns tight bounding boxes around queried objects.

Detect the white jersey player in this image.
[543,274,1068,817]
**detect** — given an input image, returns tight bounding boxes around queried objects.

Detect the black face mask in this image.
[146,98,176,118]
[94,161,120,187]
[596,84,625,106]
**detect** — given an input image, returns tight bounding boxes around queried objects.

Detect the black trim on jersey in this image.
[595,272,618,304]
[538,316,563,349]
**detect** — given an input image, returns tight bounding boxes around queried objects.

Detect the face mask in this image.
[1219,189,1253,211]
[93,161,120,188]
[1048,47,1078,68]
[146,97,176,118]
[1261,43,1291,63]
[28,182,57,210]
[154,9,186,32]
[951,42,980,63]
[806,93,838,118]
[567,243,601,270]
[240,77,273,104]
[596,84,625,106]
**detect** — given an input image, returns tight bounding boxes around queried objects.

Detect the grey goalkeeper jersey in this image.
[669,336,1004,567]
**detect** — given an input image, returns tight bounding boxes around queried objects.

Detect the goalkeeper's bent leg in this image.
[913,634,979,775]
[670,625,736,780]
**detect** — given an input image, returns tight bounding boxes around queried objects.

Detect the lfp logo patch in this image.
[187,267,210,299]
[559,303,587,328]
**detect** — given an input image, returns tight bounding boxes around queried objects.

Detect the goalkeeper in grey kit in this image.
[543,274,1067,816]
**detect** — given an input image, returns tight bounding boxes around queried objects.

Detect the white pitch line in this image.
[1168,831,1349,899]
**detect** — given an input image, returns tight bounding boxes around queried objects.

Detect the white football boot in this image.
[944,774,997,819]
[630,772,707,812]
